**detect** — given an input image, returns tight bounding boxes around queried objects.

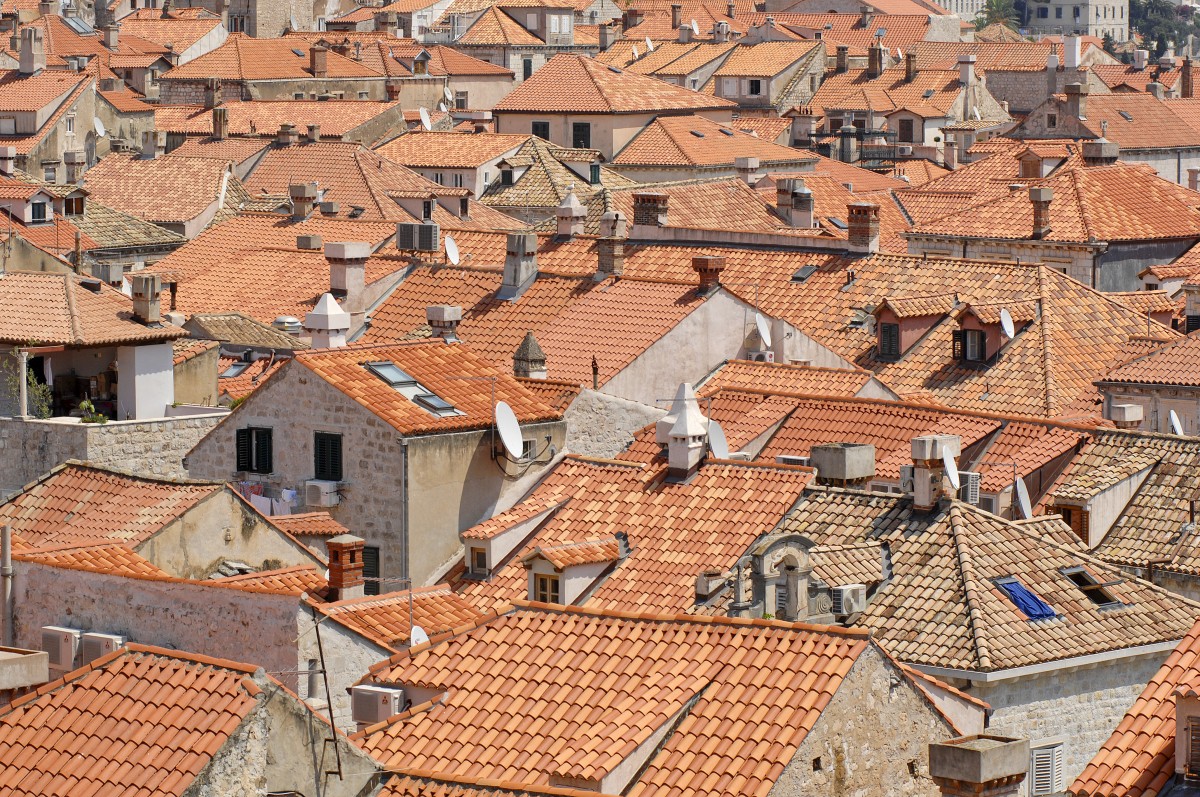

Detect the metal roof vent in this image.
[272,316,303,336]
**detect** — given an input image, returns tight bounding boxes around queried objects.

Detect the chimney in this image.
[1065,82,1087,119]
[910,434,960,512]
[140,130,165,159]
[304,292,350,348]
[1045,49,1058,96]
[905,51,917,81]
[325,241,370,306]
[597,211,627,279]
[499,232,538,300]
[426,304,462,343]
[734,156,759,184]
[325,535,365,601]
[598,22,615,50]
[1184,57,1194,99]
[835,44,849,73]
[310,44,328,78]
[296,234,323,250]
[957,53,975,86]
[859,4,873,27]
[102,22,119,49]
[679,23,692,42]
[726,0,735,16]
[289,183,317,220]
[868,41,884,79]
[0,146,17,178]
[18,27,45,75]
[37,0,55,15]
[1029,187,1052,239]
[1107,403,1144,429]
[846,202,880,254]
[513,331,547,378]
[810,442,876,487]
[665,383,708,481]
[202,78,218,110]
[713,20,729,42]
[212,106,229,140]
[929,736,1028,797]
[692,255,724,296]
[130,273,161,324]
[1148,81,1165,99]
[1185,283,1200,332]
[777,178,814,227]
[306,123,320,143]
[1064,34,1081,69]
[556,190,585,238]
[277,122,299,146]
[671,3,681,29]
[1133,49,1149,70]
[632,191,668,227]
[1082,137,1118,166]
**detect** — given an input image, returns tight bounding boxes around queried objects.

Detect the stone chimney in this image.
[19,27,45,76]
[679,23,692,42]
[905,51,917,81]
[289,183,317,220]
[1133,49,1149,70]
[911,433,960,512]
[811,443,875,487]
[929,736,1028,797]
[868,41,884,79]
[38,0,56,16]
[597,211,627,279]
[665,383,708,481]
[726,0,735,16]
[713,20,729,42]
[1065,82,1087,119]
[310,44,328,78]
[0,146,17,177]
[1082,137,1118,166]
[130,272,161,324]
[102,23,119,49]
[1063,34,1081,69]
[426,304,462,343]
[499,232,538,300]
[598,22,615,50]
[513,331,547,378]
[556,191,585,238]
[1029,187,1052,240]
[958,53,975,86]
[1185,283,1200,332]
[1148,81,1165,99]
[837,125,859,163]
[306,124,321,143]
[212,106,229,140]
[671,3,681,28]
[277,122,299,146]
[632,191,668,227]
[847,202,880,254]
[1108,403,1144,430]
[326,534,365,601]
[140,130,165,159]
[202,78,218,110]
[1184,57,1194,99]
[835,44,849,74]
[297,234,323,250]
[692,255,724,296]
[325,241,369,306]
[304,292,350,348]
[777,178,814,228]
[734,156,759,184]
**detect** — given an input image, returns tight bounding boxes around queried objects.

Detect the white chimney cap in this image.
[670,393,708,439]
[324,241,372,261]
[305,292,351,332]
[557,190,585,217]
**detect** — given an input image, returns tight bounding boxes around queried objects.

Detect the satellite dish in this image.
[438,101,448,112]
[708,420,729,459]
[973,106,982,120]
[691,18,700,34]
[94,116,106,137]
[645,36,654,51]
[631,44,639,58]
[418,106,432,131]
[409,625,429,646]
[444,85,454,103]
[444,234,460,265]
[999,307,1015,339]
[1014,477,1033,519]
[755,312,772,348]
[494,400,523,459]
[1171,409,1185,435]
[942,448,960,491]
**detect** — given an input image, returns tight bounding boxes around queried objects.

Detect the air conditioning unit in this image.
[897,144,913,157]
[81,632,126,664]
[305,479,340,507]
[831,584,867,616]
[958,471,981,505]
[40,626,82,673]
[899,464,915,492]
[351,685,405,726]
[396,221,440,252]
[749,349,775,363]
[775,454,810,466]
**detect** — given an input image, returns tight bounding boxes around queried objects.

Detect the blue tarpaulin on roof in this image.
[997,578,1057,621]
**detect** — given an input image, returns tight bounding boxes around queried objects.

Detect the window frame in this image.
[531,120,550,140]
[64,196,84,216]
[1030,743,1064,796]
[363,545,381,596]
[470,546,488,574]
[30,201,47,223]
[571,121,591,149]
[235,426,274,474]
[748,78,763,96]
[313,431,343,482]
[534,573,561,603]
[878,322,900,360]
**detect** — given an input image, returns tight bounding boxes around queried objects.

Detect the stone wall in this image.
[771,643,952,797]
[296,605,392,732]
[563,388,664,458]
[973,651,1170,796]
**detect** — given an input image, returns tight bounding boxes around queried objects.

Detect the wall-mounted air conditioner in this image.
[40,626,82,673]
[396,221,440,252]
[775,455,810,466]
[749,349,775,363]
[351,685,406,726]
[306,479,340,507]
[831,583,867,616]
[81,632,126,665]
[958,471,981,505]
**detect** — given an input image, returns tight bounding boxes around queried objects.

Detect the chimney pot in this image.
[1065,82,1088,119]
[129,272,161,324]
[499,232,538,300]
[929,736,1029,797]
[905,51,917,81]
[810,442,875,485]
[307,124,321,143]
[632,191,669,227]
[513,330,547,378]
[734,156,759,184]
[277,122,299,147]
[692,255,724,295]
[835,44,849,73]
[868,42,884,79]
[140,130,165,159]
[1108,403,1144,429]
[1029,186,1053,239]
[556,191,586,239]
[325,241,370,304]
[212,106,228,140]
[671,3,681,28]
[289,183,317,219]
[102,23,119,50]
[18,27,45,75]
[664,382,708,481]
[957,53,975,86]
[325,534,366,600]
[310,44,328,78]
[846,202,880,254]
[426,304,462,342]
[296,234,323,250]
[1148,80,1165,99]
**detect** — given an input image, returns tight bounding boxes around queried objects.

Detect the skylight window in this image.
[415,393,455,413]
[63,16,93,34]
[792,264,818,282]
[690,130,705,138]
[719,128,735,136]
[607,65,622,74]
[996,576,1057,621]
[1062,567,1123,609]
[364,361,461,417]
[923,88,935,98]
[366,361,417,388]
[221,362,250,378]
[291,48,306,57]
[828,217,848,230]
[1118,110,1133,121]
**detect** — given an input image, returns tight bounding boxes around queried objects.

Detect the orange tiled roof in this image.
[219,355,287,399]
[709,39,820,78]
[374,131,528,168]
[493,54,737,113]
[117,14,224,51]
[811,66,971,118]
[701,358,877,397]
[269,511,349,538]
[155,99,405,138]
[457,6,545,45]
[313,586,484,650]
[742,12,931,55]
[81,153,233,224]
[353,602,873,797]
[809,540,884,586]
[1100,334,1200,388]
[611,114,811,167]
[173,337,219,364]
[527,536,622,568]
[1069,93,1200,150]
[163,33,384,81]
[210,564,328,596]
[0,643,264,796]
[12,540,169,577]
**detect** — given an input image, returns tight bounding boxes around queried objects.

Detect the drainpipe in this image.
[17,349,28,419]
[2,524,13,647]
[400,438,409,580]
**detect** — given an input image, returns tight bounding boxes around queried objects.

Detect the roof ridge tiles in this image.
[1037,265,1058,417]
[386,769,624,797]
[946,502,995,671]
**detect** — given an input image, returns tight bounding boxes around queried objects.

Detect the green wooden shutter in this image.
[255,428,273,474]
[235,428,251,471]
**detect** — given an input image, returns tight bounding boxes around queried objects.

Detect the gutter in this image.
[911,639,1180,684]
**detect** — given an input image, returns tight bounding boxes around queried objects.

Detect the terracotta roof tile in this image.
[611,114,811,167]
[210,564,328,596]
[12,541,169,577]
[269,511,349,538]
[809,540,884,586]
[218,355,287,400]
[742,12,931,55]
[155,99,405,138]
[173,337,219,364]
[163,34,384,81]
[81,153,234,225]
[458,7,545,45]
[1099,333,1200,388]
[314,586,484,649]
[526,536,623,568]
[375,131,528,169]
[701,359,876,397]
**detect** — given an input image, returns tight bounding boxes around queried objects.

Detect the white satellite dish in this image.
[1171,409,1185,436]
[943,448,960,491]
[438,101,447,112]
[444,85,454,103]
[418,106,432,131]
[444,234,460,265]
[999,307,1015,339]
[94,116,106,137]
[409,624,429,646]
[494,400,523,459]
[631,44,640,58]
[755,312,772,348]
[645,36,654,51]
[1014,477,1033,519]
[691,18,699,34]
[973,106,982,121]
[708,420,729,459]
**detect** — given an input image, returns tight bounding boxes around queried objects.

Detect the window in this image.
[454,90,468,110]
[1062,566,1122,608]
[996,576,1057,620]
[64,196,84,216]
[414,59,428,75]
[1146,282,1160,291]
[1073,6,1080,17]
[561,14,570,31]
[228,14,247,32]
[897,118,914,143]
[571,122,591,149]
[42,166,55,182]
[523,58,533,80]
[721,77,737,96]
[1188,722,1200,781]
[432,172,444,185]
[452,173,463,188]
[1030,744,1064,796]
[1047,113,1057,128]
[422,200,433,220]
[775,580,788,616]
[30,201,47,223]
[1037,6,1048,16]
[363,545,380,596]
[367,361,418,388]
[314,432,343,481]
[65,115,74,134]
[535,573,561,603]
[0,117,14,135]
[878,322,900,359]
[748,78,762,95]
[221,361,250,378]
[358,91,369,99]
[549,14,559,33]
[294,92,306,100]
[235,427,273,474]
[590,163,601,184]
[501,168,513,185]
[829,117,843,131]
[531,121,550,140]
[470,546,487,574]
[1055,6,1062,16]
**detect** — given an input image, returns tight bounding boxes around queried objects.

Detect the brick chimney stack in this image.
[868,41,884,79]
[835,44,849,73]
[1029,187,1052,240]
[1065,82,1087,119]
[905,51,917,81]
[1184,57,1194,99]
[846,202,880,254]
[597,211,627,279]
[310,44,328,78]
[212,106,229,140]
[326,534,366,601]
[692,255,724,296]
[632,191,668,227]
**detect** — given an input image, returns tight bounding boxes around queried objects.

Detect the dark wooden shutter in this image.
[235,428,251,471]
[952,329,965,361]
[880,323,899,359]
[362,546,380,596]
[255,428,273,474]
[314,433,343,481]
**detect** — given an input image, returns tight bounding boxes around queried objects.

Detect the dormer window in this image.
[30,201,47,224]
[501,168,513,186]
[878,322,900,360]
[64,196,84,216]
[470,546,488,575]
[954,328,986,362]
[422,200,433,220]
[534,573,560,603]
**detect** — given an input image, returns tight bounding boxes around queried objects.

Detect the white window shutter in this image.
[1031,745,1063,796]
